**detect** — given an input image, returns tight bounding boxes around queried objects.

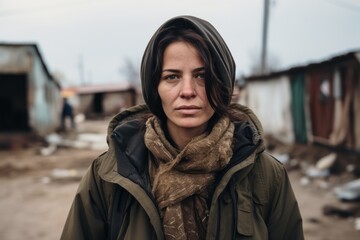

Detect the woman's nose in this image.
[179,76,196,98]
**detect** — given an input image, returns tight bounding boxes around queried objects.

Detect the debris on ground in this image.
[335,178,360,201]
[266,135,360,235]
[355,218,360,231]
[316,153,337,170]
[303,152,337,179]
[49,168,86,182]
[322,204,360,218]
[40,132,107,156]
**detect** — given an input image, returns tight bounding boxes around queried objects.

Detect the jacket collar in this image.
[99,103,265,187]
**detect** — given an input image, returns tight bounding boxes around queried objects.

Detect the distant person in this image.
[61,97,75,131]
[61,15,303,239]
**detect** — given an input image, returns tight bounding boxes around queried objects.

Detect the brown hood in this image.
[140,15,236,116]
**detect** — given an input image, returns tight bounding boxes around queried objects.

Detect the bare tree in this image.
[249,49,281,75]
[120,57,140,86]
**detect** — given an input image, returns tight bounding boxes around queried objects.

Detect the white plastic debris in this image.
[334,178,360,201]
[45,133,63,145]
[306,166,330,178]
[274,153,290,164]
[51,168,84,181]
[355,218,360,231]
[52,168,78,178]
[316,153,337,170]
[77,133,106,143]
[75,113,85,123]
[300,177,311,186]
[346,164,355,173]
[40,144,57,156]
[289,159,299,168]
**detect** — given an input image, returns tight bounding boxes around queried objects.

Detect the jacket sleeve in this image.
[266,155,304,240]
[60,158,110,240]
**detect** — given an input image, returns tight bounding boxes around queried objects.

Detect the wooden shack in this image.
[0,43,61,145]
[65,83,137,118]
[243,50,360,152]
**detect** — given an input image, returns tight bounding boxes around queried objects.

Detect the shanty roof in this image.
[244,49,360,81]
[67,82,136,95]
[0,42,61,89]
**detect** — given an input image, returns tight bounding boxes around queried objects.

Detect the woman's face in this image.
[158,41,215,136]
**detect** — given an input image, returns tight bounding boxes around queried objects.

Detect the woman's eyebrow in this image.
[162,67,204,73]
[162,69,181,73]
[193,67,205,72]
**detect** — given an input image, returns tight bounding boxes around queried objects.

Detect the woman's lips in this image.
[175,105,201,114]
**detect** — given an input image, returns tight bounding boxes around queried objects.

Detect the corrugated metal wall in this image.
[307,66,335,141]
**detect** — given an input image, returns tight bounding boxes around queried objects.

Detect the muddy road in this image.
[0,118,359,240]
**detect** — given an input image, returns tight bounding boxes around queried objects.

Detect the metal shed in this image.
[63,83,137,118]
[243,50,360,152]
[0,43,62,143]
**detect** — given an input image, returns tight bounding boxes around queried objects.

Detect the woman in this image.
[61,15,303,240]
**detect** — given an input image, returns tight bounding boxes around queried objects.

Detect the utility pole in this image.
[79,54,85,85]
[261,0,270,74]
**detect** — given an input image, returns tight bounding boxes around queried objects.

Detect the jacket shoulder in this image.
[250,151,287,205]
[252,153,304,239]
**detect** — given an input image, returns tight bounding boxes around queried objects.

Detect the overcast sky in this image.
[1,0,359,87]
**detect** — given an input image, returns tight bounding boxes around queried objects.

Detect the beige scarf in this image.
[144,116,234,240]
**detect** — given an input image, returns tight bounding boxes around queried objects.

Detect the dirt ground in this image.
[0,118,359,240]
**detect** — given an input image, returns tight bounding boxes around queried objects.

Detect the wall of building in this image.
[0,45,61,136]
[246,75,294,144]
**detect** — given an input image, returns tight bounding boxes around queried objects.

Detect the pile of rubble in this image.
[266,137,360,231]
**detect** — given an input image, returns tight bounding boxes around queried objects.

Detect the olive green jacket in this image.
[61,104,304,240]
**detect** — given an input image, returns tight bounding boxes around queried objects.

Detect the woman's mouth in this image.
[175,105,201,114]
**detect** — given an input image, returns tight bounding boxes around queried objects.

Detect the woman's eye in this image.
[163,74,179,80]
[195,73,205,79]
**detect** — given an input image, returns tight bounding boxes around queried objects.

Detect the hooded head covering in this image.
[141,15,236,118]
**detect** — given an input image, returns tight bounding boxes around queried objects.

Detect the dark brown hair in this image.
[142,25,232,121]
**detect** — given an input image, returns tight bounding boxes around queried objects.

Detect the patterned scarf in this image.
[144,116,234,240]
